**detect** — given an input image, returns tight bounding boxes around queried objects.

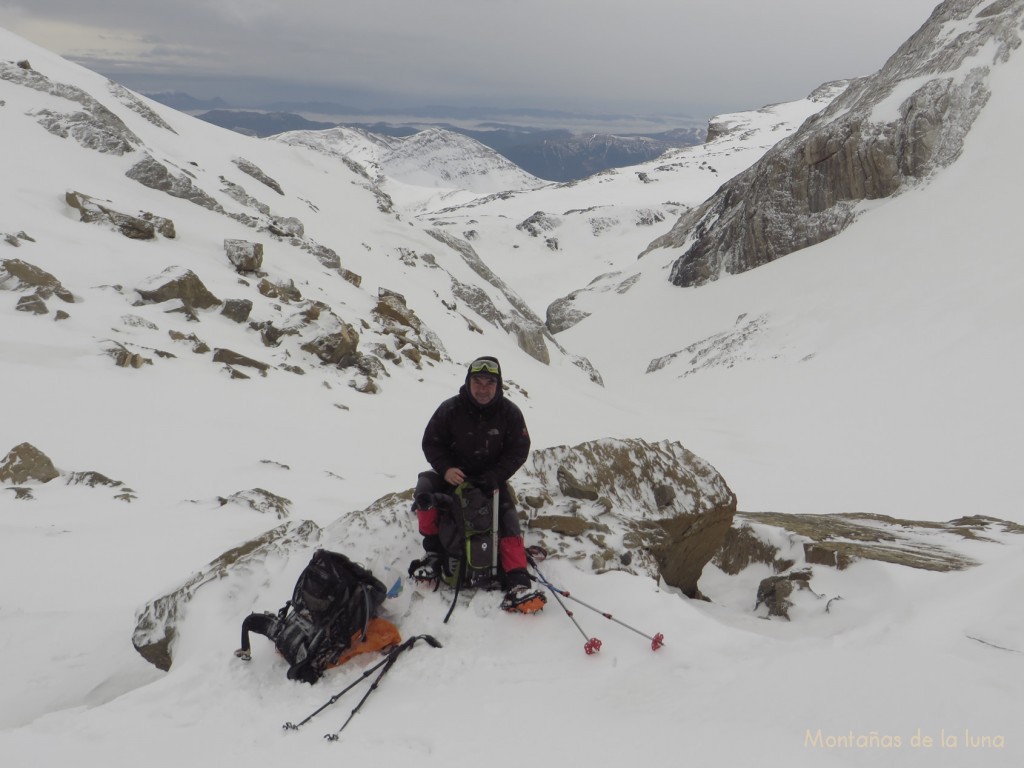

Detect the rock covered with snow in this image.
[0,442,137,502]
[65,190,176,240]
[713,512,1024,619]
[274,125,547,194]
[134,266,222,310]
[223,239,264,273]
[131,436,734,670]
[0,257,75,303]
[132,520,323,671]
[646,0,1024,286]
[516,438,737,597]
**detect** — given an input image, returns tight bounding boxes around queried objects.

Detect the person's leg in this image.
[409,471,446,584]
[413,471,445,554]
[496,486,529,587]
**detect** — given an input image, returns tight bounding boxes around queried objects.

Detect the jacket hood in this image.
[463,355,503,408]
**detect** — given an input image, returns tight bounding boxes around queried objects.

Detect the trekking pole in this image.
[490,487,499,579]
[530,560,664,652]
[525,555,599,654]
[282,634,441,734]
[544,581,602,655]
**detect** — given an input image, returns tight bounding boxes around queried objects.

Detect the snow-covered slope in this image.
[412,81,848,315]
[273,125,546,195]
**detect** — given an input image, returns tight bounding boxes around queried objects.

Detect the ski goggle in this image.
[469,358,500,376]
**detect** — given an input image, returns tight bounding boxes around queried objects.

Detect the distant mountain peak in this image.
[646,0,1023,286]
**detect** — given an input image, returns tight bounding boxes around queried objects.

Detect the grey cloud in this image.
[2,0,941,115]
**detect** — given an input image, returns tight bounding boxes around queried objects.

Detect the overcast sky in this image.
[1,0,941,117]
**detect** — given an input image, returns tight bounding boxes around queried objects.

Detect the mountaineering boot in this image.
[501,585,547,614]
[409,553,442,588]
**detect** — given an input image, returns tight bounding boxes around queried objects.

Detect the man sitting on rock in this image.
[409,356,546,614]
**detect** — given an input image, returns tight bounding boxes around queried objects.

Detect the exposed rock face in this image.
[0,258,75,302]
[427,229,553,365]
[258,278,301,302]
[221,299,253,323]
[1,61,142,155]
[217,488,292,518]
[755,571,814,619]
[712,512,1022,619]
[135,266,221,310]
[515,438,737,597]
[0,442,60,484]
[268,216,304,238]
[371,289,445,366]
[644,0,1023,286]
[516,211,560,238]
[16,294,49,314]
[301,313,361,367]
[727,511,1004,572]
[233,157,284,195]
[223,239,264,272]
[545,292,591,335]
[106,342,153,368]
[66,191,176,240]
[212,348,270,375]
[108,83,176,133]
[126,154,225,212]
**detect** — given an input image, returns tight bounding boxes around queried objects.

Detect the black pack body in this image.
[436,482,499,589]
[238,549,387,684]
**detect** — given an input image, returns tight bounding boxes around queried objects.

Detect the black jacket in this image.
[421,385,530,485]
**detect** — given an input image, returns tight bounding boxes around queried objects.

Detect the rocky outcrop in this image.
[370,289,445,367]
[257,278,301,302]
[16,294,49,314]
[233,157,285,195]
[268,216,304,239]
[545,292,591,335]
[1,61,142,155]
[515,438,737,597]
[66,191,176,240]
[516,211,560,238]
[727,511,1010,572]
[2,231,35,247]
[755,571,815,619]
[217,488,292,518]
[134,266,221,310]
[712,512,1023,619]
[0,258,75,303]
[221,299,253,323]
[126,154,224,212]
[106,342,153,369]
[212,348,270,376]
[0,442,60,484]
[644,0,1023,286]
[428,230,554,365]
[108,83,176,133]
[1,443,136,501]
[301,313,361,367]
[223,239,264,273]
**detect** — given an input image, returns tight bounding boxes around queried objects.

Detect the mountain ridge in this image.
[185,105,706,182]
